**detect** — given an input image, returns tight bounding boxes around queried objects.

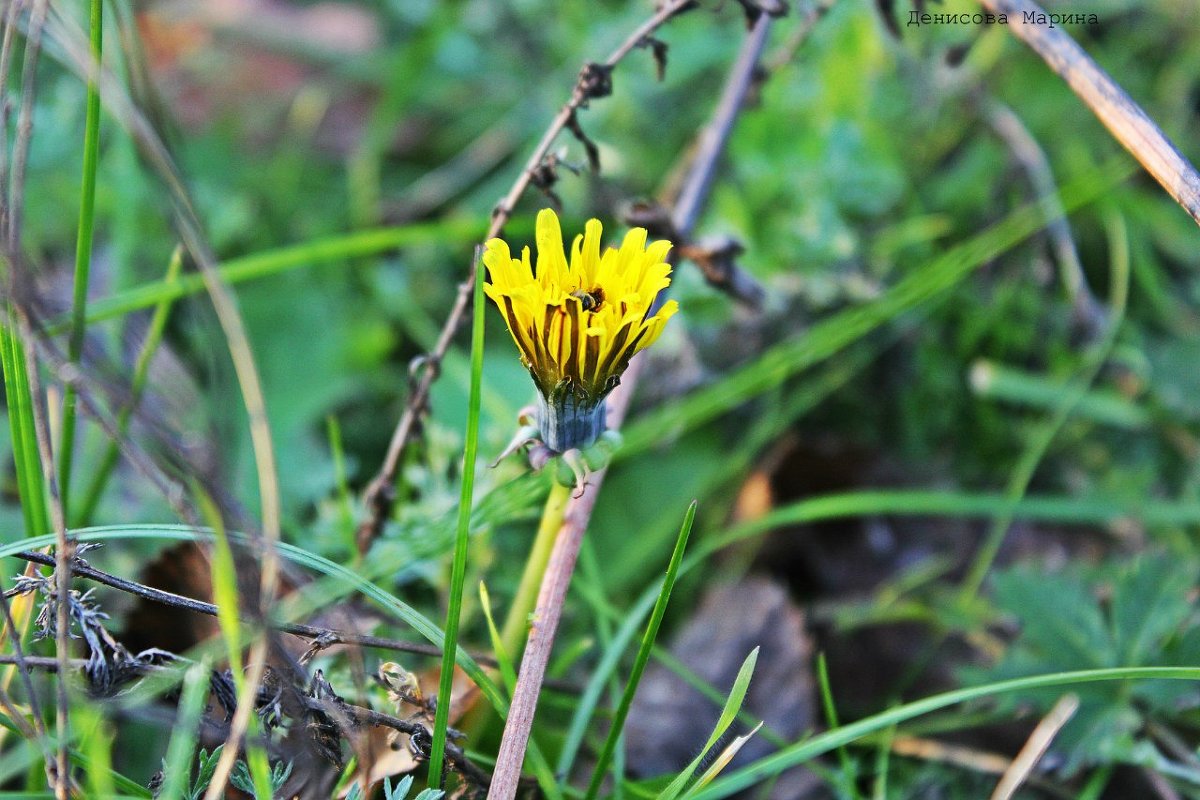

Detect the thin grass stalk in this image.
[58,217,495,331]
[58,0,104,519]
[0,316,50,748]
[1,316,48,537]
[74,246,182,527]
[816,653,860,799]
[584,502,697,800]
[427,248,487,788]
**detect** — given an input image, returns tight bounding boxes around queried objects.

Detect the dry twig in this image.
[989,693,1079,800]
[980,0,1200,227]
[983,100,1106,333]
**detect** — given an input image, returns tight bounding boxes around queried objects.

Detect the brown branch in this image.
[354,0,700,554]
[980,0,1200,227]
[487,13,780,800]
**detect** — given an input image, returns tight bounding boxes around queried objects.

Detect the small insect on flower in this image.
[484,208,679,456]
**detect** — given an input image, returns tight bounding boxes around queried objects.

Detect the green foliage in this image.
[230,757,293,797]
[345,775,444,800]
[974,555,1200,775]
[656,647,759,800]
[4,0,1200,797]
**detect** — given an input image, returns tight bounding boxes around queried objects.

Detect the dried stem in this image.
[355,0,700,553]
[983,99,1106,333]
[486,14,778,800]
[980,0,1200,226]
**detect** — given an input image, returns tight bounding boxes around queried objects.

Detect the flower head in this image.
[483,208,678,451]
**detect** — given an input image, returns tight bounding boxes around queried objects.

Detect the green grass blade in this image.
[657,647,759,800]
[75,246,184,526]
[585,501,697,800]
[0,319,49,539]
[689,666,1200,800]
[969,360,1149,430]
[816,653,859,799]
[58,0,105,519]
[480,582,518,694]
[157,658,212,800]
[325,414,357,560]
[58,217,504,331]
[427,248,486,788]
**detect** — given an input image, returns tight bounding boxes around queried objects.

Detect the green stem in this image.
[427,249,487,788]
[73,247,183,527]
[500,481,571,658]
[60,0,104,519]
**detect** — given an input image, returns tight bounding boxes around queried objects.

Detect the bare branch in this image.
[980,0,1200,227]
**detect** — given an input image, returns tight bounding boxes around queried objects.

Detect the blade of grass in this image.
[58,0,104,519]
[968,360,1149,430]
[157,658,212,800]
[691,666,1200,800]
[427,247,486,787]
[657,647,759,800]
[0,317,49,538]
[585,501,697,800]
[816,653,860,799]
[325,415,357,562]
[55,217,526,331]
[480,582,518,695]
[74,246,184,527]
[871,721,897,800]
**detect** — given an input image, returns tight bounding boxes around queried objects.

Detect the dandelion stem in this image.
[501,481,571,660]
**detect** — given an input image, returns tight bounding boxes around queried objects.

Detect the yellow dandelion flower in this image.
[483,208,679,451]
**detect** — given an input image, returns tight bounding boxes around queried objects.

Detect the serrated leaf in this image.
[993,568,1112,670]
[1110,555,1195,666]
